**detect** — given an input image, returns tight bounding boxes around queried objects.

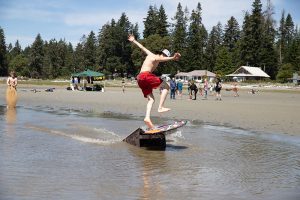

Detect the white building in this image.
[226,66,270,81]
[175,70,216,83]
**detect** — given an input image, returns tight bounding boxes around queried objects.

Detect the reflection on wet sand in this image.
[6,108,17,124]
[141,152,166,200]
[6,87,17,109]
[127,147,169,200]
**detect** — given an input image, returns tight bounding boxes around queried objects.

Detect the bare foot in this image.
[158,107,171,113]
[144,118,154,129]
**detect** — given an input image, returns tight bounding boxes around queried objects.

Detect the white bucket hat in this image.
[161,49,171,57]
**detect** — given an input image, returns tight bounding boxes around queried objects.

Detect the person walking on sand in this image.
[128,34,181,129]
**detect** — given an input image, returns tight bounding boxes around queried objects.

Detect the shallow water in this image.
[0,105,300,200]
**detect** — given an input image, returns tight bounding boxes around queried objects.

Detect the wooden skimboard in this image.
[6,87,17,109]
[144,120,187,134]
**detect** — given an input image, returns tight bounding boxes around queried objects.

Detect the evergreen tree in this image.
[0,27,8,76]
[84,31,97,69]
[74,42,85,72]
[157,5,169,37]
[206,22,223,72]
[277,11,286,64]
[285,13,295,47]
[8,54,29,76]
[7,40,23,73]
[260,0,278,78]
[10,40,22,57]
[223,16,240,52]
[250,0,264,66]
[186,2,207,71]
[143,5,159,38]
[171,3,189,72]
[276,63,293,82]
[98,17,130,76]
[29,34,44,78]
[240,0,264,68]
[286,28,300,71]
[214,46,233,77]
[283,13,296,64]
[65,42,75,75]
[117,13,134,77]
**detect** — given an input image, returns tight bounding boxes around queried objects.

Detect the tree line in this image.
[0,0,299,82]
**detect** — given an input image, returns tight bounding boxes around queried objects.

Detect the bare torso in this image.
[140,54,160,73]
[7,77,17,87]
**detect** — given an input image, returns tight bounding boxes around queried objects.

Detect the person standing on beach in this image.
[177,80,183,99]
[122,78,126,93]
[7,71,18,89]
[203,78,209,99]
[232,83,239,97]
[189,81,198,100]
[215,77,222,100]
[6,71,18,108]
[170,77,177,99]
[128,34,181,129]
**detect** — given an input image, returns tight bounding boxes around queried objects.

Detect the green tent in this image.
[72,69,104,77]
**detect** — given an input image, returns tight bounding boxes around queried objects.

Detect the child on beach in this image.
[128,34,181,129]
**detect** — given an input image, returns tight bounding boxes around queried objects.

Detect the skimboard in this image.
[144,120,187,134]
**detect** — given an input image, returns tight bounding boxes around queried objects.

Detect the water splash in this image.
[25,124,122,145]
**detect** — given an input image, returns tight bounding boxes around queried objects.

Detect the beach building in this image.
[175,70,216,83]
[226,66,270,81]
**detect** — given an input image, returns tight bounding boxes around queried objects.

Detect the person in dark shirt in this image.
[189,81,198,100]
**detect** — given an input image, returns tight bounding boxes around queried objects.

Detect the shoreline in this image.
[1,83,300,136]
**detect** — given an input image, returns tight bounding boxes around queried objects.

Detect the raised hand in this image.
[128,34,135,42]
[174,52,181,61]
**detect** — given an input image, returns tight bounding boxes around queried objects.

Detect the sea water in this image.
[0,105,300,200]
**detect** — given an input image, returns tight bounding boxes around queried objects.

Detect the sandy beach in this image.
[1,83,300,136]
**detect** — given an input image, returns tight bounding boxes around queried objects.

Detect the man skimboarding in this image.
[128,34,181,129]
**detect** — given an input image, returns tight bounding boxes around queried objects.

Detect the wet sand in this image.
[1,84,300,135]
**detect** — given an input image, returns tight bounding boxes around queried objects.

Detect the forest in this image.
[0,0,299,82]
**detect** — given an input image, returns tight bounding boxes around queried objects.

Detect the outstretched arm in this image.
[128,34,153,55]
[155,52,181,62]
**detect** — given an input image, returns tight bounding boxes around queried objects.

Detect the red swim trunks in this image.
[137,71,163,98]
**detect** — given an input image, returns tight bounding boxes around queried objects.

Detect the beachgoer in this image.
[170,77,176,99]
[203,78,209,99]
[74,77,79,90]
[122,78,125,93]
[6,71,18,108]
[128,34,181,129]
[177,80,183,99]
[215,77,222,100]
[7,71,18,89]
[189,81,198,100]
[198,82,203,96]
[187,80,191,95]
[233,83,239,97]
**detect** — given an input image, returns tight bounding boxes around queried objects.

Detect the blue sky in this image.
[0,0,299,48]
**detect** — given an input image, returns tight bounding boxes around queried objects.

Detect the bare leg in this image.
[158,81,171,113]
[144,93,155,129]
